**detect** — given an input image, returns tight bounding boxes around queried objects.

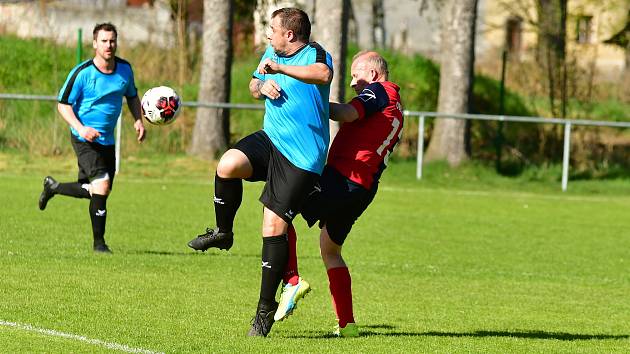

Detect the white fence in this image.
[2,93,630,192]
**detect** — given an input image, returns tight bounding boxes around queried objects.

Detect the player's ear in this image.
[92,40,97,50]
[286,29,294,41]
[370,69,378,81]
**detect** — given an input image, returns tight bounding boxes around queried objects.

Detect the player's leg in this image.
[249,147,317,335]
[39,137,93,210]
[283,224,300,286]
[275,223,311,322]
[248,208,289,337]
[318,168,375,337]
[320,226,357,337]
[189,131,269,252]
[87,142,116,253]
[89,174,112,253]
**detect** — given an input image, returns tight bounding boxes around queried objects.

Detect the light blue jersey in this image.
[252,43,333,174]
[58,57,137,145]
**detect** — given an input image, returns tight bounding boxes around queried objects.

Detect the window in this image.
[505,16,523,56]
[576,16,593,44]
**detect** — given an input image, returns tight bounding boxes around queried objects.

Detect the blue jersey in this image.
[252,43,333,174]
[58,57,138,145]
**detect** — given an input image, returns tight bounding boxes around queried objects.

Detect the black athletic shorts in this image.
[234,130,319,224]
[71,134,116,187]
[301,165,377,246]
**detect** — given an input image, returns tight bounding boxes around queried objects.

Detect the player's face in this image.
[267,16,289,55]
[93,30,117,61]
[350,60,374,94]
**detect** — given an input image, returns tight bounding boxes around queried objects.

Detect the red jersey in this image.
[327,81,404,189]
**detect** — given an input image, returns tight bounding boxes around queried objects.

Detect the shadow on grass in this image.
[125,249,321,260]
[411,330,629,341]
[289,326,629,341]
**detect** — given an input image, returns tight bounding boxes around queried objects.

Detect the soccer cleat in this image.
[93,243,112,254]
[38,176,58,211]
[274,277,311,321]
[247,302,278,337]
[333,323,359,338]
[187,228,234,251]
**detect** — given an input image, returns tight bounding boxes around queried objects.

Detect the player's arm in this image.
[57,103,100,142]
[329,102,359,122]
[126,95,145,142]
[249,77,282,100]
[258,59,332,85]
[331,83,390,123]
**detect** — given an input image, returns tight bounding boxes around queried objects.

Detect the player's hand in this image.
[134,119,145,142]
[257,58,281,75]
[259,79,282,100]
[79,126,101,142]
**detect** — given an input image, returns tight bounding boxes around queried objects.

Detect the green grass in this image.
[1,153,629,353]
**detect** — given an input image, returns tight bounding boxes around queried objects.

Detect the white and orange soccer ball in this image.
[141,86,181,125]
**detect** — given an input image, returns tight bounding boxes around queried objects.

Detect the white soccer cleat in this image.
[274,277,311,321]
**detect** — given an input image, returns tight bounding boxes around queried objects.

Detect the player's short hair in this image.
[93,23,117,40]
[271,8,311,42]
[353,51,389,79]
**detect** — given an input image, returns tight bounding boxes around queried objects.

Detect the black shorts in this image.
[301,166,377,246]
[234,130,319,224]
[71,134,116,187]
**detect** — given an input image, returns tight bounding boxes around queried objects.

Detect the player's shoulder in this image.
[115,56,134,71]
[115,56,132,66]
[70,59,94,75]
[305,42,332,66]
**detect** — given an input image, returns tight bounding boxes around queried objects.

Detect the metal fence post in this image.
[416,115,425,180]
[561,122,572,192]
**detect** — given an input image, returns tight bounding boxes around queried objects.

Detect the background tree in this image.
[604,10,630,102]
[189,0,233,159]
[536,0,568,118]
[371,0,385,48]
[425,0,479,166]
[314,0,349,140]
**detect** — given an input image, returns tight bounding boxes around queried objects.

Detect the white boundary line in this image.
[0,320,163,354]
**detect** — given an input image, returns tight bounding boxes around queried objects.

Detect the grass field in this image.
[1,154,629,353]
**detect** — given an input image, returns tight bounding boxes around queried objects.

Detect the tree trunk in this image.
[425,0,478,167]
[176,0,187,87]
[189,0,233,159]
[536,0,567,117]
[314,0,349,141]
[371,0,385,48]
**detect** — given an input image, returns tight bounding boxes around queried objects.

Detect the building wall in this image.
[0,0,174,47]
[477,0,628,79]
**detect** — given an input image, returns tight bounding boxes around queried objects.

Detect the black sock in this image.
[89,194,108,246]
[56,182,91,199]
[258,234,289,309]
[214,174,242,233]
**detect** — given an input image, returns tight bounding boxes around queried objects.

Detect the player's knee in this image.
[217,150,251,178]
[320,228,343,265]
[91,173,111,195]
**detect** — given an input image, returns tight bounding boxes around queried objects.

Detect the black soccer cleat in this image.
[187,228,234,252]
[38,176,58,211]
[93,243,112,254]
[247,302,278,337]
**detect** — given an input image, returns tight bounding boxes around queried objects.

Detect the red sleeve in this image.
[349,98,366,120]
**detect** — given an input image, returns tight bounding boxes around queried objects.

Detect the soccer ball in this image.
[141,86,181,125]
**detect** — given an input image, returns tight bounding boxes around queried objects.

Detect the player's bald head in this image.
[352,51,389,80]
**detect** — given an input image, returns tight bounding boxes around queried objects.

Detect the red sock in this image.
[283,224,299,286]
[327,267,354,327]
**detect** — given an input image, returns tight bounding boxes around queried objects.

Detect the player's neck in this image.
[284,42,307,56]
[93,56,115,73]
